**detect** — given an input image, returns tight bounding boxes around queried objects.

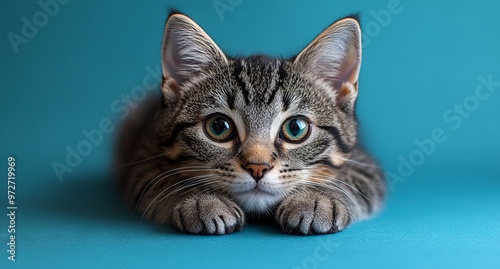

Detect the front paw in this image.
[276,191,350,235]
[172,194,244,235]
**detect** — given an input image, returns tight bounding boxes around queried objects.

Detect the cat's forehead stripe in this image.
[232,59,250,104]
[232,57,285,106]
[266,60,286,107]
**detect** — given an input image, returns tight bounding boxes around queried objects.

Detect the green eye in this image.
[280,117,310,143]
[204,114,236,142]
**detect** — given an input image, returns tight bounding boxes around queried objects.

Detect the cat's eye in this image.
[203,114,236,142]
[280,116,310,143]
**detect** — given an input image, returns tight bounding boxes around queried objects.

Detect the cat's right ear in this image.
[293,17,362,113]
[161,13,228,99]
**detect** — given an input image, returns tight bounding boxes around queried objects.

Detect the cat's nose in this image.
[244,162,271,182]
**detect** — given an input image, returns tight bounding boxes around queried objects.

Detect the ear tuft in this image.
[167,7,183,17]
[294,17,362,111]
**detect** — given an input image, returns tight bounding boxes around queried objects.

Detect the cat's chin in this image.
[232,191,283,213]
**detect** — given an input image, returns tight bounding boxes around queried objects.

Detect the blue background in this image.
[1,0,499,268]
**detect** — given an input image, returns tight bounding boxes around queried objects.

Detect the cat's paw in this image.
[172,194,245,235]
[276,191,350,235]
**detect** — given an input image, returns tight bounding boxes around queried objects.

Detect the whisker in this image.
[142,177,225,220]
[135,166,212,210]
[140,175,216,220]
[112,153,167,170]
[185,181,226,198]
[333,155,379,168]
[141,176,212,220]
[294,179,360,210]
[139,172,215,209]
[308,175,370,201]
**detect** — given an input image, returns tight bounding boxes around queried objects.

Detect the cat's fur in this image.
[115,12,386,235]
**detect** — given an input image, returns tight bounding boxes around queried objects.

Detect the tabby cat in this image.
[115,12,385,235]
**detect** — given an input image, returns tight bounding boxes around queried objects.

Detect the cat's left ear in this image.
[294,17,362,112]
[161,13,228,99]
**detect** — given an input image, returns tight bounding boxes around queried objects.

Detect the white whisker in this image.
[141,175,225,220]
[294,179,360,210]
[135,166,212,210]
[308,175,369,201]
[334,155,379,168]
[112,153,167,170]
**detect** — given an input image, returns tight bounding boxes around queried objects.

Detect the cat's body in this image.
[115,12,385,235]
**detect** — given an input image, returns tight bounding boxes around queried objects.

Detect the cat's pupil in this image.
[289,119,306,137]
[212,118,230,135]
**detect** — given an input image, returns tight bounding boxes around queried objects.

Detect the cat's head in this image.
[156,13,362,213]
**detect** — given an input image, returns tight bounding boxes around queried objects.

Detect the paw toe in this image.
[276,192,350,235]
[172,194,244,235]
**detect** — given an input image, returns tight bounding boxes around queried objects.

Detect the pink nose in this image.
[244,163,271,181]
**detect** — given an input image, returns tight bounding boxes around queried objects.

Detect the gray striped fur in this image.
[115,13,385,235]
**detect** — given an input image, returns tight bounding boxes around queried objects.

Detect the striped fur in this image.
[115,13,385,235]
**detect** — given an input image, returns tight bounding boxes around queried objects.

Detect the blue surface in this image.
[1,0,500,268]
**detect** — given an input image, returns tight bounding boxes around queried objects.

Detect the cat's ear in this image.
[294,17,362,112]
[161,13,228,98]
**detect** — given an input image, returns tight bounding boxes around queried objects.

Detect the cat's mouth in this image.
[234,186,273,195]
[247,186,272,195]
[232,181,281,197]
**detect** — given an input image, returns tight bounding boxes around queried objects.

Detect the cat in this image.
[115,11,386,235]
